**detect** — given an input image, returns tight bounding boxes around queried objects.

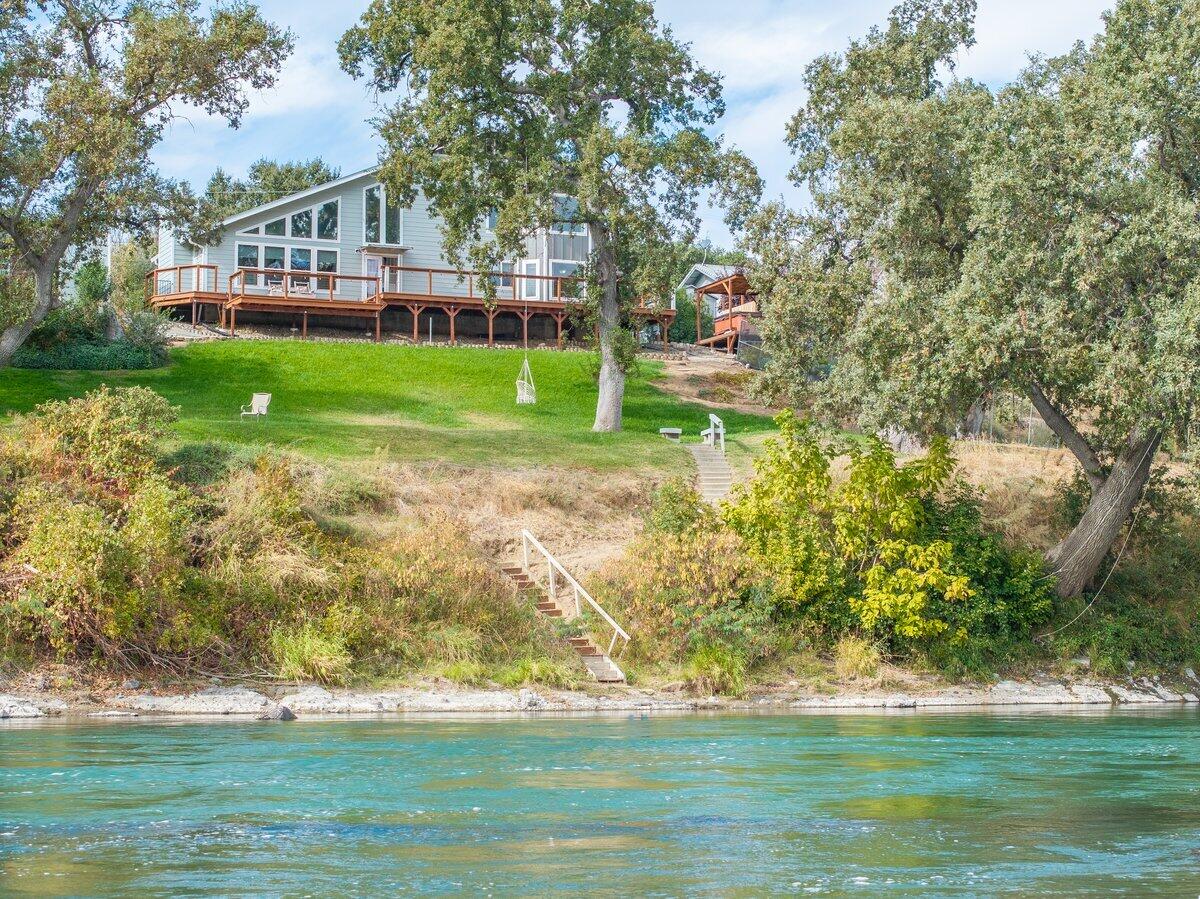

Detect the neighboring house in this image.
[676,263,742,318]
[151,167,674,346]
[675,261,767,368]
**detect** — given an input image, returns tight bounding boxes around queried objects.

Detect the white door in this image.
[363,254,382,298]
[521,260,540,301]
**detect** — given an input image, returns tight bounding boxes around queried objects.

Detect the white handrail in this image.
[702,413,726,454]
[521,529,630,656]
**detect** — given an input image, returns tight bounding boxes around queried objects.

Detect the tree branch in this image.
[1028,381,1104,490]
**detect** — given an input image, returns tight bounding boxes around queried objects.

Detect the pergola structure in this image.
[145,263,675,349]
[694,270,759,354]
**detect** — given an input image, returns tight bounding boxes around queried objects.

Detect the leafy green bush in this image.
[12,339,166,370]
[684,643,748,696]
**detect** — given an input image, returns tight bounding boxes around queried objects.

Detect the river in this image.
[2,710,1199,895]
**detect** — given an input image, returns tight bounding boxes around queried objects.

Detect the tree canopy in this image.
[0,0,292,365]
[201,157,341,221]
[340,0,761,430]
[748,0,1200,597]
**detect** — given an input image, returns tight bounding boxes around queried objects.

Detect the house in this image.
[151,167,674,346]
[675,263,760,358]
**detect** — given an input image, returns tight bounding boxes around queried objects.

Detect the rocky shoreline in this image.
[2,674,1199,721]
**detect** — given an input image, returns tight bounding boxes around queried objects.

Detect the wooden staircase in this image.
[501,532,629,683]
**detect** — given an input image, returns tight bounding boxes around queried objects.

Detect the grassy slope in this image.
[0,341,775,470]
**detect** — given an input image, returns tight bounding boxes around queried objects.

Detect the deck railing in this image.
[145,264,219,301]
[227,267,382,303]
[521,529,630,660]
[382,264,586,304]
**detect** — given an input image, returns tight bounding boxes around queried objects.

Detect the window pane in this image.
[486,208,499,230]
[290,248,311,270]
[317,250,337,290]
[264,218,286,236]
[291,209,312,239]
[551,261,579,277]
[490,261,514,289]
[552,197,586,234]
[264,246,285,268]
[237,244,259,286]
[317,200,339,240]
[365,186,381,243]
[384,196,401,245]
[243,226,260,235]
[522,262,539,298]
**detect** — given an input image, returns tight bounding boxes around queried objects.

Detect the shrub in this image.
[12,339,166,370]
[269,620,352,684]
[160,441,235,488]
[496,656,576,689]
[833,634,882,680]
[684,643,748,696]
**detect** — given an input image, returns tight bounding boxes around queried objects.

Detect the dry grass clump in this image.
[952,441,1076,550]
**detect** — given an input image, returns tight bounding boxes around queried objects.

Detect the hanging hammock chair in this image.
[516,355,536,405]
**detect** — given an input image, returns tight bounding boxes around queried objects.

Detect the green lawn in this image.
[0,341,776,471]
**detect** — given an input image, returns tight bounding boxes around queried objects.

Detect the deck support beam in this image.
[447,305,460,345]
[552,312,567,349]
[517,309,533,349]
[302,311,308,339]
[486,309,497,347]
[229,306,237,336]
[406,304,424,343]
[375,311,382,343]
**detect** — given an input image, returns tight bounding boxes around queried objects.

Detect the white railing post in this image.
[522,533,530,573]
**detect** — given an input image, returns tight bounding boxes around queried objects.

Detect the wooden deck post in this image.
[486,309,497,347]
[375,311,382,343]
[448,305,459,345]
[229,306,237,336]
[520,310,531,349]
[302,311,308,339]
[409,304,421,343]
[554,312,566,349]
[191,300,198,326]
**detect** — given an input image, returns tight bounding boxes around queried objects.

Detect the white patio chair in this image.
[241,393,271,420]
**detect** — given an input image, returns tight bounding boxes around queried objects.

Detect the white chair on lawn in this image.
[241,393,271,420]
[701,412,726,454]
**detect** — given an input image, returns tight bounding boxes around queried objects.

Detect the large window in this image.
[551,196,586,235]
[317,250,338,290]
[364,184,404,245]
[290,210,312,239]
[235,243,339,293]
[237,244,260,286]
[489,261,514,289]
[364,186,381,243]
[239,198,339,241]
[317,200,339,240]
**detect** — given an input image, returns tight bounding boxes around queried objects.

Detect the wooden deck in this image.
[147,263,674,348]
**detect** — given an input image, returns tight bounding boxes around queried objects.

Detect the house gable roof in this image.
[676,263,740,294]
[220,166,380,229]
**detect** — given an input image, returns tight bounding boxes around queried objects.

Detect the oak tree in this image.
[0,0,292,365]
[750,0,1200,597]
[340,0,760,430]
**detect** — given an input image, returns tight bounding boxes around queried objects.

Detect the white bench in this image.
[241,393,271,420]
[701,413,726,454]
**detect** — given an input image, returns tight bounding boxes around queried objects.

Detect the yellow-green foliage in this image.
[0,387,561,679]
[723,411,972,641]
[684,643,748,696]
[592,509,768,663]
[833,634,882,680]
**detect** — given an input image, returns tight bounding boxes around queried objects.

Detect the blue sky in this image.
[154,0,1113,245]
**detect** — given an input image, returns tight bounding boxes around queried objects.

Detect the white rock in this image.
[115,686,278,715]
[1108,684,1165,704]
[0,695,45,719]
[1067,683,1114,704]
[518,688,546,710]
[276,686,391,714]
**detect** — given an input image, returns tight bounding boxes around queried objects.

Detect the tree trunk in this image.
[1046,430,1161,598]
[590,225,624,432]
[0,267,56,367]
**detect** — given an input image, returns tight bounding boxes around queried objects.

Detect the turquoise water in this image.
[2,711,1199,895]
